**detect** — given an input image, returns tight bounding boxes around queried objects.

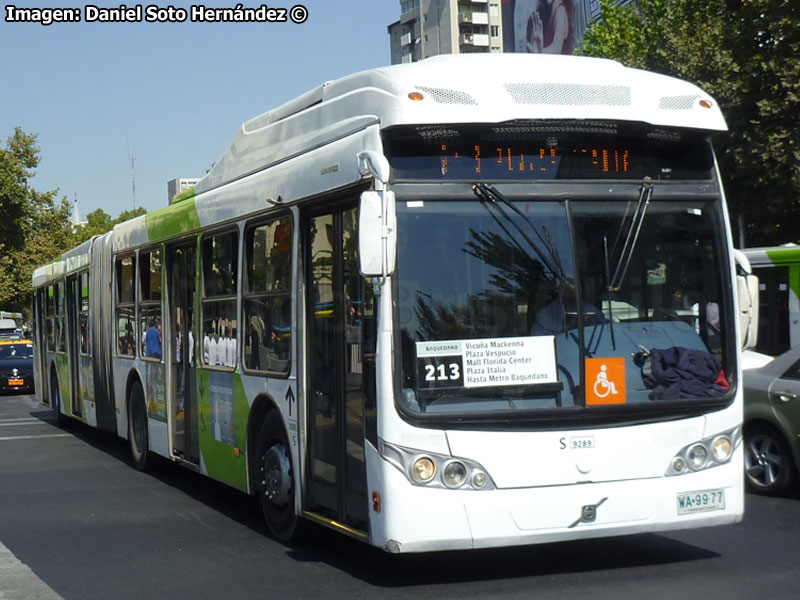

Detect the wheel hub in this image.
[747,434,781,486]
[263,443,291,506]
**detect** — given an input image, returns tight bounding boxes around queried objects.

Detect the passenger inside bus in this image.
[146,319,162,359]
[531,277,607,335]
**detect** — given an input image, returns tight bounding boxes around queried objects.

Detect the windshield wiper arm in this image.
[603,235,617,350]
[472,183,564,280]
[607,177,653,292]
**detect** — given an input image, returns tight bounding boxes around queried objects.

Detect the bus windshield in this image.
[395,193,732,418]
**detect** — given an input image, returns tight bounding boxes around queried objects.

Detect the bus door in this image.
[305,205,370,529]
[66,274,81,417]
[168,243,200,464]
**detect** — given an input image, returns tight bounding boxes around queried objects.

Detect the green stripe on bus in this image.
[764,246,800,266]
[145,196,201,242]
[55,354,70,415]
[197,369,249,492]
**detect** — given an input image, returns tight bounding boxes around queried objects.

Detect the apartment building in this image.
[388,0,503,64]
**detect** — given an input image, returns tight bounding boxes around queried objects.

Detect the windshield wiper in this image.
[602,235,618,350]
[607,177,653,292]
[472,183,565,280]
[473,183,575,336]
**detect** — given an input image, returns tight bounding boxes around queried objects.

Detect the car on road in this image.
[0,339,34,394]
[743,345,800,495]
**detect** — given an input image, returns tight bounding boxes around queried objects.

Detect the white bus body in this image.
[33,54,743,552]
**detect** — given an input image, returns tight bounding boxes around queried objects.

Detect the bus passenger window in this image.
[79,271,90,355]
[202,231,239,368]
[55,281,66,353]
[46,284,56,352]
[243,217,292,373]
[139,249,163,360]
[115,255,136,357]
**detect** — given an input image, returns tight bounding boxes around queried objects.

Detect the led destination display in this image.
[384,123,714,181]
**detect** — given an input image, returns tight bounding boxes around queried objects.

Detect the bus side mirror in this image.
[734,249,759,351]
[359,190,396,278]
[737,272,759,350]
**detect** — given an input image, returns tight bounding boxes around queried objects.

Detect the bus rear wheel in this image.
[255,411,304,542]
[128,382,152,471]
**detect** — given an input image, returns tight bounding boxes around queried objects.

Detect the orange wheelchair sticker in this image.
[585,357,626,405]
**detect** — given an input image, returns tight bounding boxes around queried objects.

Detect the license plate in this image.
[8,378,24,386]
[677,489,725,515]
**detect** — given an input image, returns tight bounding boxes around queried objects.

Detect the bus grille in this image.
[659,95,700,110]
[505,83,632,107]
[415,86,478,105]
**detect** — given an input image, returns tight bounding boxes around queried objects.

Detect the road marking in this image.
[0,434,72,442]
[0,422,45,427]
[0,539,65,599]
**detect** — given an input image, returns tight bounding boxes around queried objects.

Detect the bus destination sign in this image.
[415,336,557,391]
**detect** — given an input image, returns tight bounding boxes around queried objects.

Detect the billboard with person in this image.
[501,0,632,55]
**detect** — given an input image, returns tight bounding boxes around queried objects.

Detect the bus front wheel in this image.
[255,410,304,542]
[128,382,152,471]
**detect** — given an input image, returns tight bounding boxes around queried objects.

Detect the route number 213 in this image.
[425,362,461,382]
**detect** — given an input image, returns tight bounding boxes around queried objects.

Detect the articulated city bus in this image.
[33,54,748,552]
[741,245,800,357]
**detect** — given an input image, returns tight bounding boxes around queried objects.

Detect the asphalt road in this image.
[1,392,798,600]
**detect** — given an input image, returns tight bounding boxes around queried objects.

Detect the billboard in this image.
[501,0,619,55]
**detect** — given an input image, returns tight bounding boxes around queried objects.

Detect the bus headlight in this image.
[666,427,741,476]
[379,440,495,490]
[471,471,488,489]
[687,444,708,470]
[711,436,733,462]
[443,461,467,487]
[412,457,436,482]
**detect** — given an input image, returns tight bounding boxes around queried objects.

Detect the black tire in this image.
[255,410,304,542]
[744,423,797,496]
[50,370,65,428]
[128,381,152,471]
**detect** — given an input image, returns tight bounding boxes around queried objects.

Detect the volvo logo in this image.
[569,497,607,528]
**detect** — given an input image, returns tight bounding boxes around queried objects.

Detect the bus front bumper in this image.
[367,447,744,553]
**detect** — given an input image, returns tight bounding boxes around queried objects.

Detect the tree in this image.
[0,128,148,315]
[0,128,42,253]
[0,128,73,314]
[579,0,800,247]
[71,205,146,245]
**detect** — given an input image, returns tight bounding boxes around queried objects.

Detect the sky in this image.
[0,1,399,221]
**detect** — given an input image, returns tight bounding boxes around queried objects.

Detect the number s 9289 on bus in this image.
[33,54,751,552]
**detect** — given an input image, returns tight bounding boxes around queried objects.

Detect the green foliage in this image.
[0,128,73,314]
[0,128,42,253]
[117,206,148,223]
[580,0,670,72]
[71,205,147,245]
[0,127,148,315]
[579,0,800,246]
